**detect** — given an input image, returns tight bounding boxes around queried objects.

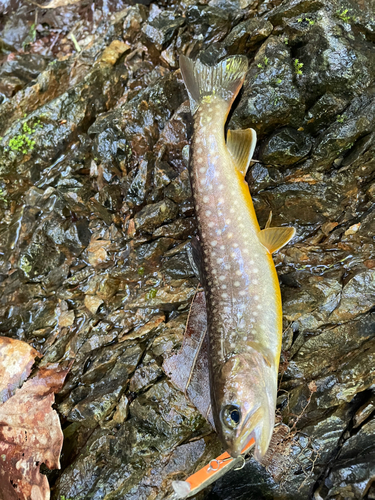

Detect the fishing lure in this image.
[180,54,295,460]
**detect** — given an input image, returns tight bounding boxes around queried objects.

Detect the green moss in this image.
[264,56,269,66]
[5,118,42,156]
[337,8,351,23]
[294,59,304,75]
[137,266,145,276]
[146,288,157,300]
[336,114,347,123]
[19,255,32,275]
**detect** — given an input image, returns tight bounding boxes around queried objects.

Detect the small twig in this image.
[69,33,81,52]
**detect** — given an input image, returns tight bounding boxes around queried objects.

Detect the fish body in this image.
[180,55,295,460]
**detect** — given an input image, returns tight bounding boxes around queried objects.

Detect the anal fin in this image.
[258,227,295,254]
[227,128,257,177]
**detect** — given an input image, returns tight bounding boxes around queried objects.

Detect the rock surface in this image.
[0,0,374,499]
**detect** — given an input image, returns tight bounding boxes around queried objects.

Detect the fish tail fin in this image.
[179,55,248,115]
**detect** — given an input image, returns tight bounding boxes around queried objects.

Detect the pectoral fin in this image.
[247,341,273,367]
[258,227,296,254]
[227,128,257,177]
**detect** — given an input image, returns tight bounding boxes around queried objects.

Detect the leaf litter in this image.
[0,336,70,500]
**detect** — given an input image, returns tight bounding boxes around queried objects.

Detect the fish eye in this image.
[222,405,241,429]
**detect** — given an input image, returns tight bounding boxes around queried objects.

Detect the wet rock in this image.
[112,394,129,424]
[142,11,185,51]
[260,127,313,165]
[267,0,324,25]
[313,96,375,169]
[128,359,163,392]
[134,198,178,233]
[1,0,375,498]
[0,53,48,97]
[164,168,192,205]
[153,217,196,240]
[232,36,304,134]
[305,92,348,134]
[126,154,154,207]
[136,237,176,262]
[224,18,274,55]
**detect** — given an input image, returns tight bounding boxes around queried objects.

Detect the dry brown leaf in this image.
[163,291,214,427]
[0,337,69,500]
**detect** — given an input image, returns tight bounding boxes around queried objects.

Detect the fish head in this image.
[212,352,276,461]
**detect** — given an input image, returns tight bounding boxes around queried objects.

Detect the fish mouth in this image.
[225,406,263,458]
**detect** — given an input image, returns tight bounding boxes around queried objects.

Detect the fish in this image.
[179,54,295,461]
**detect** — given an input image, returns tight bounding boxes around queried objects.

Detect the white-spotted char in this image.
[180,55,295,460]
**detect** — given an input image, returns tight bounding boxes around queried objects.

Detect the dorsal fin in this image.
[227,128,257,177]
[258,227,296,254]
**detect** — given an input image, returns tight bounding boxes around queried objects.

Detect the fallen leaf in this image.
[0,337,39,404]
[0,337,69,500]
[163,291,214,427]
[84,294,104,314]
[100,40,131,65]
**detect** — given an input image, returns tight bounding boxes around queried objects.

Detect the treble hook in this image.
[234,455,246,470]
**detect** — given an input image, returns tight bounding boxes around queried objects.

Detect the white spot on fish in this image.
[199,167,206,173]
[221,293,228,298]
[254,295,259,300]
[233,243,239,248]
[217,258,223,263]
[227,233,233,238]
[203,196,209,203]
[218,198,224,203]
[215,229,221,235]
[220,245,225,250]
[256,304,261,309]
[230,208,235,213]
[208,221,214,228]
[206,210,211,216]
[225,264,230,270]
[225,219,231,224]
[239,290,246,296]
[253,311,258,316]
[212,270,217,275]
[234,281,240,287]
[219,275,225,281]
[236,270,242,276]
[197,147,203,154]
[253,268,259,273]
[198,158,203,164]
[231,252,236,257]
[221,285,227,289]
[219,184,224,190]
